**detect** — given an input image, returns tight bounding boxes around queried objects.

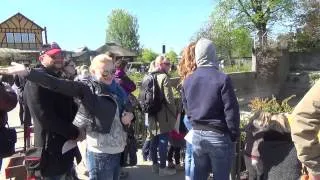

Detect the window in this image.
[29,33,36,43]
[21,33,29,43]
[14,33,22,43]
[6,33,14,43]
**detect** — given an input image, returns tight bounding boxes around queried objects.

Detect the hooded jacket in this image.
[181,38,240,140]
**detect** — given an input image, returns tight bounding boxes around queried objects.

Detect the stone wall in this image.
[289,51,320,71]
[278,72,313,106]
[170,50,318,111]
[229,72,282,111]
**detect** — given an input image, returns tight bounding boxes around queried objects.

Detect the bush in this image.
[222,64,251,73]
[248,95,295,113]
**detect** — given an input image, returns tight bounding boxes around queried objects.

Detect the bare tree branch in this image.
[237,0,253,20]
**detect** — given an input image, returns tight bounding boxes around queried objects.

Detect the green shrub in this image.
[223,64,251,73]
[248,95,295,113]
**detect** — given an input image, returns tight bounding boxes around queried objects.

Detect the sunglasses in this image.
[162,62,171,66]
[50,54,64,60]
[101,69,116,77]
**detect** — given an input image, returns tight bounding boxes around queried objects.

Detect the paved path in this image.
[1,105,185,180]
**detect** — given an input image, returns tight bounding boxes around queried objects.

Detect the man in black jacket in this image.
[24,43,82,179]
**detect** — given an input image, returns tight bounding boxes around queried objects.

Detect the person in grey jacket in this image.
[5,54,134,180]
[182,38,240,180]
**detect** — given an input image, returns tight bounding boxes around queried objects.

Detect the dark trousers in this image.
[120,125,137,167]
[142,139,151,161]
[120,138,137,166]
[167,146,181,164]
[19,101,31,126]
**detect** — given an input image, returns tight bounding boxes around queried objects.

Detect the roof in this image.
[0,12,44,30]
[95,43,136,57]
[0,48,39,55]
[70,47,96,57]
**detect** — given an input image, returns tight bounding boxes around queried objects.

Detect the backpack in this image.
[139,72,164,115]
[0,82,17,113]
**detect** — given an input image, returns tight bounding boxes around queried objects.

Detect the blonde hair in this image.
[148,61,156,72]
[178,42,196,83]
[89,54,113,74]
[155,55,166,67]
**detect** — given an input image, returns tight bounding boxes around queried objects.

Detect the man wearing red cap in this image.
[23,43,82,179]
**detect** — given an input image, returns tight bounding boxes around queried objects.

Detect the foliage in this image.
[275,0,319,52]
[169,69,179,77]
[106,9,140,53]
[249,95,295,113]
[137,48,158,63]
[128,72,144,97]
[216,0,297,47]
[222,64,251,73]
[165,50,178,64]
[310,73,320,85]
[194,6,252,61]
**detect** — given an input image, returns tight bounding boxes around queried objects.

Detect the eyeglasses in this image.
[161,62,171,66]
[102,69,116,77]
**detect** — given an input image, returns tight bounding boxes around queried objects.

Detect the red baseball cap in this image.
[45,48,62,56]
[39,42,62,61]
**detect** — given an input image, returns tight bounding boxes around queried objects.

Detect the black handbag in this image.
[0,124,17,158]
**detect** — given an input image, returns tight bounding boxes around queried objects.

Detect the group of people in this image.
[1,37,320,180]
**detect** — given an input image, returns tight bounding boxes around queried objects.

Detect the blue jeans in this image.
[192,130,235,180]
[150,133,168,168]
[185,142,194,177]
[183,115,192,131]
[183,116,194,177]
[87,151,121,180]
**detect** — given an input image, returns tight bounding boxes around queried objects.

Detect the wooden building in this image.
[95,42,137,61]
[0,12,47,50]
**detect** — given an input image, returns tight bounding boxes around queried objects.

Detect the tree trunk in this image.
[258,25,268,48]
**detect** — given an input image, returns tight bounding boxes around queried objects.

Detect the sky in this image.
[1,0,217,53]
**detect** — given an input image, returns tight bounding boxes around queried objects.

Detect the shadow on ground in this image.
[124,165,184,180]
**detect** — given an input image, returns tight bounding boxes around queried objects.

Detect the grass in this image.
[222,64,251,73]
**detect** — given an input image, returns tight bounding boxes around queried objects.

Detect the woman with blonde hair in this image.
[5,54,134,180]
[177,42,196,180]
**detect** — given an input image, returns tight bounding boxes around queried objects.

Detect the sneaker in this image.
[152,164,159,173]
[120,171,129,179]
[159,167,176,176]
[168,162,175,169]
[175,164,184,171]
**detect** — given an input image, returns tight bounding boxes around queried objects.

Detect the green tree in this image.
[165,50,178,64]
[277,0,319,52]
[217,0,297,47]
[138,48,158,63]
[106,9,140,53]
[296,0,320,50]
[194,9,252,61]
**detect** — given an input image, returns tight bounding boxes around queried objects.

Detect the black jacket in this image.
[23,67,80,177]
[0,81,17,127]
[26,68,131,134]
